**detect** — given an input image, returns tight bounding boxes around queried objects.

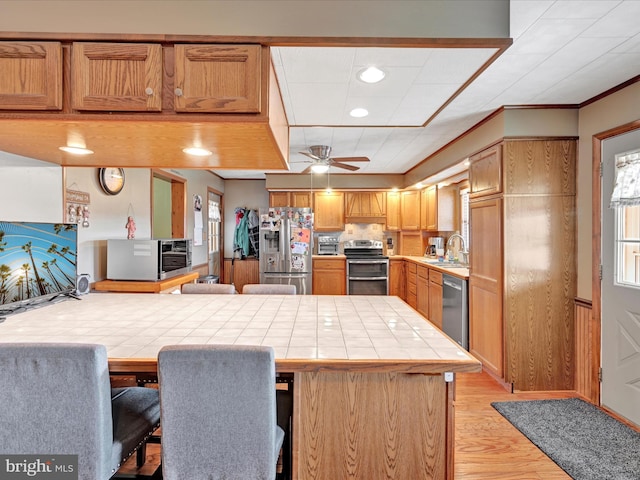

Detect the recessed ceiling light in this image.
[311,164,330,174]
[183,147,212,156]
[358,66,385,84]
[350,108,369,118]
[59,146,94,155]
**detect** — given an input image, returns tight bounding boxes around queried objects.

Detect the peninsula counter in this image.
[0,293,481,480]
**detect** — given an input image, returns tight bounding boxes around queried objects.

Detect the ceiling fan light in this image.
[183,147,212,156]
[311,164,330,173]
[358,66,385,84]
[350,108,369,118]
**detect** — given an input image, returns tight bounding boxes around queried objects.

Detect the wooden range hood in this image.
[0,39,289,170]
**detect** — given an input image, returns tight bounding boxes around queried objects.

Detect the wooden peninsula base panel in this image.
[0,293,479,480]
[295,371,450,479]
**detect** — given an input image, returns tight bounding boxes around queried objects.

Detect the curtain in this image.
[610,149,640,208]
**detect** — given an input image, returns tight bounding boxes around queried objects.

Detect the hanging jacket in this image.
[233,208,250,258]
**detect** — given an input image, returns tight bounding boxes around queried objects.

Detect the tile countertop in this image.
[0,293,480,374]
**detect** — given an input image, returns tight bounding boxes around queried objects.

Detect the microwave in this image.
[107,238,192,281]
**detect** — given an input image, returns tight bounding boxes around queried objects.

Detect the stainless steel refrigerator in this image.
[259,207,313,294]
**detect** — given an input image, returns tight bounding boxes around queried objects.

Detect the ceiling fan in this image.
[297,145,370,173]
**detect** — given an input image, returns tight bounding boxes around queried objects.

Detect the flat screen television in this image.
[0,221,78,315]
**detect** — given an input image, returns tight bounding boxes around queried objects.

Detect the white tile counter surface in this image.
[0,293,479,372]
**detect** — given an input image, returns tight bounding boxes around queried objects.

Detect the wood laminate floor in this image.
[117,370,575,479]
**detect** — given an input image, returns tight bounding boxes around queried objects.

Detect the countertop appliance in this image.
[107,238,192,281]
[441,273,469,349]
[317,235,339,255]
[344,239,389,295]
[258,207,313,294]
[427,236,444,256]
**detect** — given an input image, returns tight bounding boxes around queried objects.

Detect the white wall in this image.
[65,167,152,282]
[0,154,63,222]
[577,82,640,299]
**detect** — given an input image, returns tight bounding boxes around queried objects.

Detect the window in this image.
[616,204,640,288]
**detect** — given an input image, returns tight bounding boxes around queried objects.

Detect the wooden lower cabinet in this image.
[312,257,346,295]
[416,265,429,318]
[428,269,443,330]
[405,261,417,309]
[389,259,405,299]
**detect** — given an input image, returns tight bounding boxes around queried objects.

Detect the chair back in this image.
[181,283,236,294]
[242,284,296,295]
[0,343,114,479]
[158,345,280,479]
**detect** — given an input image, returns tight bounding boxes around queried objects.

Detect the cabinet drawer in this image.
[406,262,417,275]
[417,265,429,280]
[428,269,442,285]
[407,281,417,297]
[313,258,345,270]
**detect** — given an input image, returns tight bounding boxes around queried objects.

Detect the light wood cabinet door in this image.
[468,197,503,378]
[469,144,502,198]
[269,191,289,207]
[313,192,344,231]
[425,186,438,231]
[386,192,401,231]
[416,265,429,318]
[389,259,405,299]
[72,42,162,111]
[269,191,312,208]
[400,190,420,230]
[428,269,443,330]
[0,41,62,110]
[312,258,345,295]
[291,192,312,208]
[174,44,261,113]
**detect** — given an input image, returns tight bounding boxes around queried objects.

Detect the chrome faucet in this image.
[446,233,469,265]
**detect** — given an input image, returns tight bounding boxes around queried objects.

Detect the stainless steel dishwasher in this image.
[441,274,469,350]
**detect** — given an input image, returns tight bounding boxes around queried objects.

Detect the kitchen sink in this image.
[420,259,468,268]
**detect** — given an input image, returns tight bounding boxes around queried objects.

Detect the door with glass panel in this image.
[601,136,640,426]
[207,190,222,279]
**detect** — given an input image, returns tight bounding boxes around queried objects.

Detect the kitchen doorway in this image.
[207,188,223,279]
[600,130,640,426]
[151,169,186,239]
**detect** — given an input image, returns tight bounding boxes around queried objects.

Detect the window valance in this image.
[610,149,640,208]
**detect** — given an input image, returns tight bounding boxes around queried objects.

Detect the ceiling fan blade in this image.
[331,156,370,162]
[331,162,360,171]
[299,151,322,161]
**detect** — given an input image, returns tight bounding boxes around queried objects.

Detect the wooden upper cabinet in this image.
[269,191,312,208]
[469,144,502,198]
[502,140,576,195]
[386,192,401,231]
[174,44,261,113]
[0,41,62,110]
[314,191,344,231]
[400,190,420,230]
[345,192,386,218]
[421,186,439,231]
[72,42,162,111]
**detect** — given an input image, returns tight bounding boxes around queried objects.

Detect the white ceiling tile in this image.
[353,47,433,67]
[581,1,640,37]
[611,32,640,53]
[347,66,422,97]
[287,83,348,125]
[542,1,620,20]
[509,1,554,39]
[280,47,355,83]
[416,49,498,84]
[507,18,596,55]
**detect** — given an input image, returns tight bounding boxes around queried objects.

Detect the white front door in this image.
[601,131,640,426]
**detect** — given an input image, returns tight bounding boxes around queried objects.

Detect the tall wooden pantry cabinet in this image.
[468,139,576,391]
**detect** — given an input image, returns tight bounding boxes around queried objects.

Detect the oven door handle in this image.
[348,276,388,281]
[347,260,388,264]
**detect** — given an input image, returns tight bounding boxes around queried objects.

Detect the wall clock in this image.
[98,168,125,195]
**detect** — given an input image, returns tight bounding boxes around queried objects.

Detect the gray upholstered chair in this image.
[0,343,160,480]
[158,344,285,480]
[242,283,297,295]
[181,282,237,294]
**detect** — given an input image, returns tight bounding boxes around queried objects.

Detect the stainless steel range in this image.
[343,239,389,295]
